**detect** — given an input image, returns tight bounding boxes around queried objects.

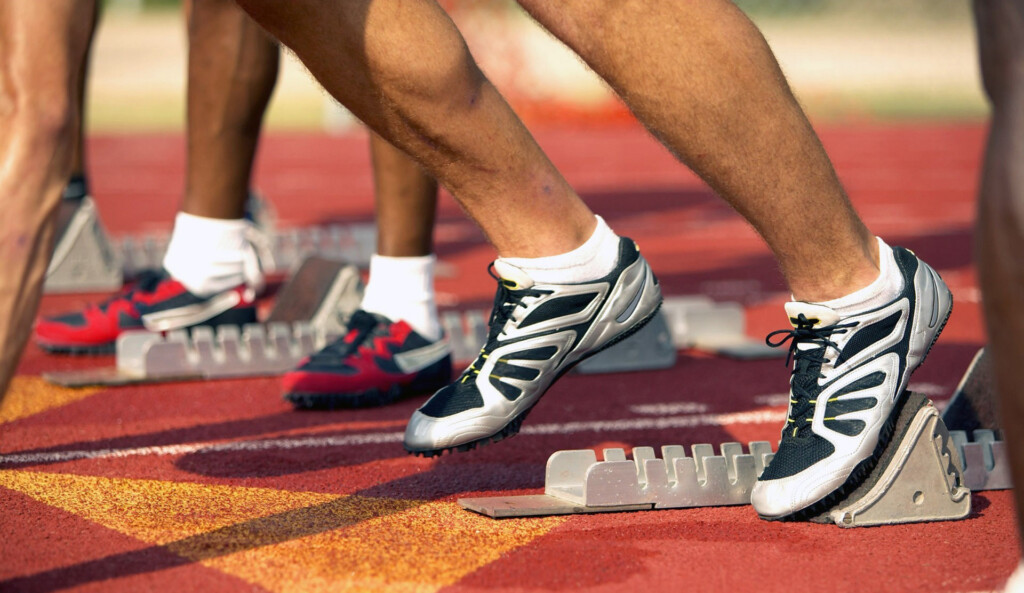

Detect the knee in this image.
[0,78,75,149]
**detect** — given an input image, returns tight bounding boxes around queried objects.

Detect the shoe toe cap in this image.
[750,479,802,519]
[404,410,445,451]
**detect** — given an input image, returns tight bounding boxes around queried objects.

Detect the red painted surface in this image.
[6,121,1015,592]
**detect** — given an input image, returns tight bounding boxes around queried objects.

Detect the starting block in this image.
[942,348,998,433]
[950,429,1011,490]
[115,222,377,279]
[660,296,783,360]
[42,257,362,387]
[43,193,378,293]
[44,197,123,294]
[937,347,1011,489]
[459,392,972,527]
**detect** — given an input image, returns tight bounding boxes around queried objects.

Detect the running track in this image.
[2,121,1014,592]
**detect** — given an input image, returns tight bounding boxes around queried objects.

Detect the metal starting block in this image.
[42,193,377,292]
[942,348,998,433]
[44,197,123,294]
[115,223,377,278]
[949,429,1011,490]
[660,296,783,360]
[42,258,361,387]
[460,392,972,527]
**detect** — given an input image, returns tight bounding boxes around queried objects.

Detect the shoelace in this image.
[459,264,550,384]
[765,313,857,438]
[308,311,380,363]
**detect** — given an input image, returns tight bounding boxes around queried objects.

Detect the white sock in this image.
[813,237,903,315]
[496,215,620,284]
[162,212,256,297]
[361,254,442,341]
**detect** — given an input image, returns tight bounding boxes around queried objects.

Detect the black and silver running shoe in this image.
[404,237,662,456]
[751,246,953,519]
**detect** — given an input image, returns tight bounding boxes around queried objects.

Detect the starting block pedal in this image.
[44,197,123,293]
[949,429,1011,490]
[812,392,970,527]
[42,257,362,387]
[660,296,783,360]
[942,348,998,433]
[460,392,971,527]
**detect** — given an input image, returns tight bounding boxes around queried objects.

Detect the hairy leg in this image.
[234,0,596,257]
[0,0,97,398]
[184,0,279,219]
[516,0,877,302]
[973,0,1024,544]
[370,133,438,257]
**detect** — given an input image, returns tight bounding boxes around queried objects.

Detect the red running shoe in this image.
[283,310,452,409]
[35,270,257,354]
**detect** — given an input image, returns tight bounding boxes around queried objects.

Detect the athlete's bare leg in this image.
[0,0,97,399]
[371,133,438,257]
[235,0,876,302]
[515,0,877,302]
[973,0,1024,565]
[234,0,597,259]
[184,0,279,220]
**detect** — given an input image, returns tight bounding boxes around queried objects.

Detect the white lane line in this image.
[628,402,709,415]
[0,410,785,466]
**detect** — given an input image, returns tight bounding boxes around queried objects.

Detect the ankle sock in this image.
[162,212,256,297]
[812,237,903,316]
[361,254,442,341]
[495,215,619,284]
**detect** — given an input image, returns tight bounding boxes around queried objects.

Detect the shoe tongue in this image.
[492,260,535,289]
[783,301,840,329]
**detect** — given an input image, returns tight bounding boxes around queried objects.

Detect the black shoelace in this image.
[458,264,550,384]
[765,313,857,438]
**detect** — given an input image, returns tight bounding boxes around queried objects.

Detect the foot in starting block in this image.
[42,256,362,387]
[460,392,971,527]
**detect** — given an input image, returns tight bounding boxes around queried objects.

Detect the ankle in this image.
[496,215,619,284]
[799,237,902,315]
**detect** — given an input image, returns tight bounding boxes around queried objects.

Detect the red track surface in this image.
[2,121,1016,592]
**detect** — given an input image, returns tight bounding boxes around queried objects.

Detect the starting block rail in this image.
[460,393,974,527]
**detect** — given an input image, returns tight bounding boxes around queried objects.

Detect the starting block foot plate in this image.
[941,348,998,433]
[815,392,971,527]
